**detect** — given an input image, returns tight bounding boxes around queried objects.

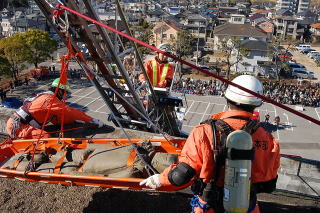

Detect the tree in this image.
[218,37,249,79]
[131,20,154,55]
[17,29,57,68]
[173,31,195,57]
[0,35,28,79]
[0,55,11,76]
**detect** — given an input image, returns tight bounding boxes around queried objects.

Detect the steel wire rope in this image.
[56,3,320,126]
[78,62,159,176]
[76,61,172,142]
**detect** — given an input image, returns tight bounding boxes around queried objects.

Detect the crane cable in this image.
[56,3,320,126]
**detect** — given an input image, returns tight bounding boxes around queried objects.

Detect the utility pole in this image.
[195,22,200,66]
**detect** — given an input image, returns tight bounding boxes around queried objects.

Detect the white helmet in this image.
[224,75,263,107]
[157,43,172,52]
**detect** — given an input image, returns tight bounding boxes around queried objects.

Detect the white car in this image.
[291,70,309,79]
[307,51,320,59]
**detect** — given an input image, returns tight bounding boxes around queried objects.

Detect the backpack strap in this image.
[241,119,260,135]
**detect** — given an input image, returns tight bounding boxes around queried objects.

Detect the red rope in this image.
[57,3,320,126]
[25,37,77,171]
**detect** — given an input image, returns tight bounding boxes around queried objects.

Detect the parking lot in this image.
[6,77,320,161]
[289,48,320,82]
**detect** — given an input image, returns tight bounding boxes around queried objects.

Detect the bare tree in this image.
[218,37,248,79]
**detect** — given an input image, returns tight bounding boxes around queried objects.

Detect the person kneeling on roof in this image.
[6,78,111,139]
[140,75,280,213]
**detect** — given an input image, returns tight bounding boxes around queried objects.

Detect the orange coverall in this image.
[6,92,93,139]
[139,56,174,88]
[159,110,280,213]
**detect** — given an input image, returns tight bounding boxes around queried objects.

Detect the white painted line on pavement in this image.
[95,104,106,112]
[283,113,293,131]
[81,96,101,108]
[72,89,96,104]
[200,103,211,122]
[315,108,320,120]
[72,88,84,95]
[223,105,227,112]
[185,100,195,115]
[188,111,206,115]
[270,103,280,140]
[71,95,97,100]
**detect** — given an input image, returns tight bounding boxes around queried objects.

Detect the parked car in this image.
[1,97,22,109]
[308,72,315,79]
[296,44,311,51]
[308,51,320,59]
[198,65,214,72]
[286,62,306,71]
[291,70,309,79]
[301,48,316,54]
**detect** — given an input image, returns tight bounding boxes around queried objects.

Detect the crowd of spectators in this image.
[172,78,320,107]
[172,78,227,96]
[263,81,320,107]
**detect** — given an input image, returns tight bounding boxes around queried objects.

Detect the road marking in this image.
[72,88,84,95]
[200,103,211,122]
[315,108,320,120]
[223,105,227,112]
[71,89,96,104]
[71,95,96,100]
[81,96,101,109]
[185,100,195,115]
[95,103,107,112]
[283,113,293,131]
[187,111,206,115]
[269,103,280,140]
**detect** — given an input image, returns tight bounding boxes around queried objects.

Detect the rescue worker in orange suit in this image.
[139,43,174,88]
[6,78,110,139]
[140,75,280,213]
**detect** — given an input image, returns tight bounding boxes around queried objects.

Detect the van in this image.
[296,44,311,51]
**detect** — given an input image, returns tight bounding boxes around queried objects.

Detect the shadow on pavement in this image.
[261,122,296,133]
[83,189,320,213]
[83,189,192,213]
[259,201,319,213]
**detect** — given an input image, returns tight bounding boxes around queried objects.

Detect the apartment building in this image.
[276,0,311,14]
[274,16,304,39]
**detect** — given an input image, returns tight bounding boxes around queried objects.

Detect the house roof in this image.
[253,17,269,24]
[248,13,265,22]
[241,39,270,52]
[153,20,181,34]
[146,10,164,16]
[275,9,293,16]
[252,9,269,14]
[311,23,320,29]
[213,23,267,38]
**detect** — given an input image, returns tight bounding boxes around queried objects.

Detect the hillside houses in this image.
[1,0,319,78]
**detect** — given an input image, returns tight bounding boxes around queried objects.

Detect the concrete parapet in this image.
[277,157,320,197]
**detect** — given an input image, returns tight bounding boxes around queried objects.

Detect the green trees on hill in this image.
[0,29,57,79]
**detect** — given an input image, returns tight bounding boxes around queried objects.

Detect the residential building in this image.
[229,14,246,24]
[212,23,267,50]
[274,16,305,40]
[146,10,165,24]
[182,14,207,39]
[310,23,320,42]
[152,20,182,48]
[233,39,272,74]
[276,0,311,14]
[251,17,274,40]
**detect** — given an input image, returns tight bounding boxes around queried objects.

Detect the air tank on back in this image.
[223,130,253,213]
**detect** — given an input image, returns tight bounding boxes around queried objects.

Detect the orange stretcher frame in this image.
[0,137,186,191]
